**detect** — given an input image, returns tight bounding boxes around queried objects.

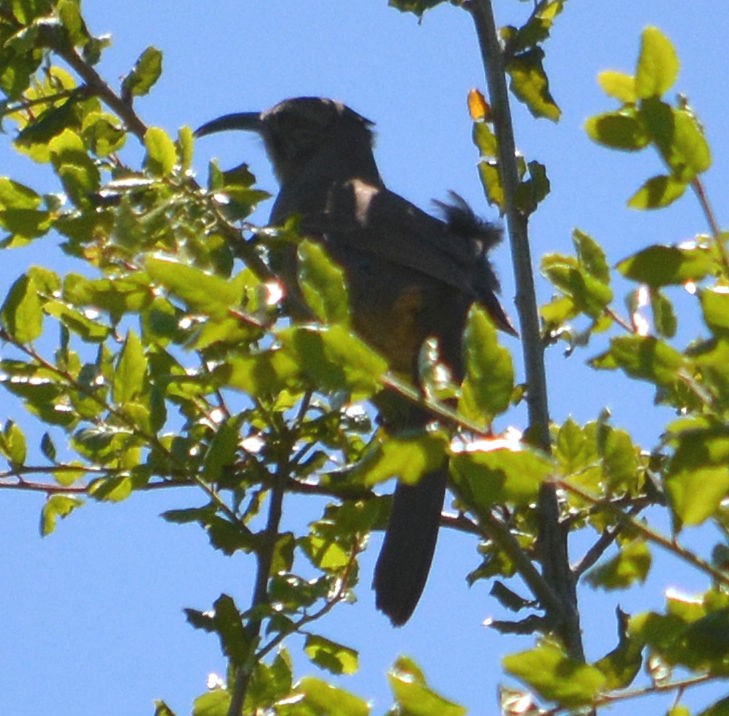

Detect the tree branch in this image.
[464,0,582,659]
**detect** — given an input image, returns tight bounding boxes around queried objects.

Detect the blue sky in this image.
[2,2,729,714]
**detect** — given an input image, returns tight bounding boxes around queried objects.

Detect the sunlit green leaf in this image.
[667,427,729,526]
[48,129,100,206]
[144,126,177,177]
[388,656,465,716]
[146,257,241,320]
[459,306,513,424]
[121,46,163,99]
[635,27,679,99]
[586,539,651,590]
[202,417,240,482]
[1,273,44,342]
[0,419,27,465]
[192,689,230,716]
[506,48,560,121]
[631,169,684,207]
[298,239,350,325]
[450,444,550,510]
[503,644,606,706]
[280,324,387,398]
[304,635,359,676]
[355,431,448,487]
[617,245,715,286]
[290,677,369,716]
[478,160,505,211]
[40,494,84,536]
[591,335,684,389]
[113,330,147,404]
[597,70,636,103]
[584,111,649,151]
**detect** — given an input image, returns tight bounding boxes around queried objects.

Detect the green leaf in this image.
[298,239,350,325]
[56,0,89,45]
[290,677,369,716]
[450,443,550,510]
[192,689,230,716]
[388,656,465,716]
[40,432,57,462]
[113,330,147,404]
[48,129,100,206]
[586,539,652,590]
[540,253,612,318]
[63,273,152,323]
[43,300,111,342]
[280,324,387,398]
[594,610,643,690]
[1,273,44,342]
[0,177,41,209]
[144,126,178,177]
[573,228,610,283]
[503,644,606,706]
[584,111,649,151]
[202,417,240,482]
[304,635,359,675]
[600,426,638,488]
[178,126,194,172]
[617,245,715,286]
[515,159,550,215]
[225,350,303,396]
[387,0,444,17]
[211,594,247,664]
[146,257,241,320]
[354,431,448,487]
[0,420,27,465]
[88,475,134,502]
[459,306,513,424]
[635,27,679,99]
[667,427,729,526]
[121,46,163,99]
[154,701,178,716]
[701,289,729,336]
[639,100,711,182]
[597,70,636,103]
[591,335,684,387]
[40,494,84,536]
[301,534,350,571]
[82,112,126,157]
[651,289,677,338]
[651,137,708,196]
[506,48,560,121]
[555,417,594,475]
[478,160,505,211]
[472,122,498,158]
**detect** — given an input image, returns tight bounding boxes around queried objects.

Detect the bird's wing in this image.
[301,180,473,290]
[299,179,516,334]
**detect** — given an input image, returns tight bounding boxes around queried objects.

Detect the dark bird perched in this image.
[196,97,514,625]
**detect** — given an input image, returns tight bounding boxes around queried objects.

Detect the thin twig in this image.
[558,478,729,587]
[573,501,646,577]
[691,177,729,274]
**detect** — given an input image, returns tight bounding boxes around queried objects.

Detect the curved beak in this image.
[194,112,264,137]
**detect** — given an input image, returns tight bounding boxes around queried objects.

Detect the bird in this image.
[196,97,514,625]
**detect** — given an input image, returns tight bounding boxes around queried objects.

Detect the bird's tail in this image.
[373,467,447,626]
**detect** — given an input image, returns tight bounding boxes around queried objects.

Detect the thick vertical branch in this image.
[227,460,287,716]
[464,0,583,659]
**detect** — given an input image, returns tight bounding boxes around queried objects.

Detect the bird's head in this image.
[195,97,375,185]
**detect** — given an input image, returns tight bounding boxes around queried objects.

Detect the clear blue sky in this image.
[2,2,729,714]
